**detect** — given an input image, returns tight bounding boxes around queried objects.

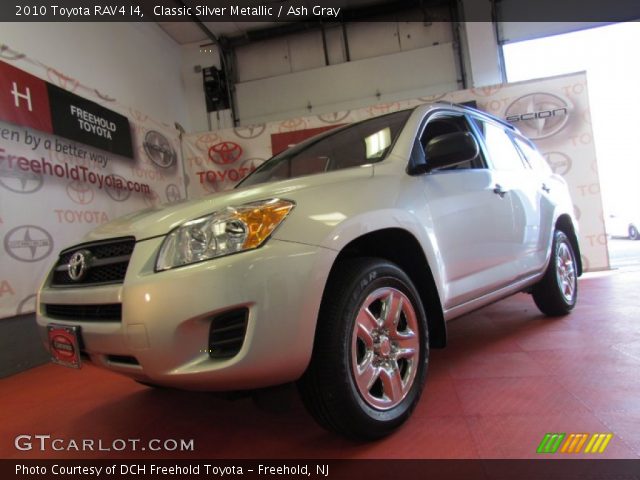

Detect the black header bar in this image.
[1,0,639,22]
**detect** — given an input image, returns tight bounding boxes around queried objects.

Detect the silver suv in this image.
[37,103,581,439]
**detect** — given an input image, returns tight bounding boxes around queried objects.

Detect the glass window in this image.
[514,137,552,174]
[475,120,527,171]
[239,110,411,188]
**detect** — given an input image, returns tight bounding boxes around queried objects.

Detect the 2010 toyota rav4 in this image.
[37,103,581,439]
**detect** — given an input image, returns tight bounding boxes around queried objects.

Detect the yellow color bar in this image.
[585,433,613,453]
[598,434,613,453]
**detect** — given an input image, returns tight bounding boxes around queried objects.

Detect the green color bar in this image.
[537,433,565,454]
[549,433,566,453]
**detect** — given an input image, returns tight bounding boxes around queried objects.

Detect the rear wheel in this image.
[629,225,639,240]
[532,230,578,316]
[298,258,428,440]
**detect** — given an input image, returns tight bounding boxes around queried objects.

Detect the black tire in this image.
[298,258,429,440]
[532,230,578,316]
[629,225,639,241]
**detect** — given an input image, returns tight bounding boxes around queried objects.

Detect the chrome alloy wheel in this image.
[555,241,577,303]
[351,287,420,410]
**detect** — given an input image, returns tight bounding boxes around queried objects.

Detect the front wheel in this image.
[629,225,639,241]
[532,230,578,316]
[298,258,429,440]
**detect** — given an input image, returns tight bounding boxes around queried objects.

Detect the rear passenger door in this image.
[470,116,545,279]
[512,135,558,271]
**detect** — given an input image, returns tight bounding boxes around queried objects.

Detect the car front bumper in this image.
[36,236,335,390]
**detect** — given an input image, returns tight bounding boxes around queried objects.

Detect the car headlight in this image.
[156,199,295,271]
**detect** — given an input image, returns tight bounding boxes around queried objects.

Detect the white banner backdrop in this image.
[0,56,185,320]
[183,72,608,273]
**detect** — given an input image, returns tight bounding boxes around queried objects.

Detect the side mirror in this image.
[425,132,479,171]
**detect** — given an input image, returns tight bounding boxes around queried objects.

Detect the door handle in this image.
[542,183,551,193]
[493,184,508,198]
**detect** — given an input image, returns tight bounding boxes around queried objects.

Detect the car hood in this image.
[83,166,374,242]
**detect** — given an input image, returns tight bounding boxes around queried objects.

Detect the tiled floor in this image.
[2,269,640,459]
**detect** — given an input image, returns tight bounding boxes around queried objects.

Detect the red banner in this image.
[0,60,53,133]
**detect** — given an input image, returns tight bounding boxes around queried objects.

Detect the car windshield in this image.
[237,109,412,188]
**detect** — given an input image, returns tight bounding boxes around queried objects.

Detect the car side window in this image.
[473,118,528,171]
[421,114,485,170]
[513,136,552,174]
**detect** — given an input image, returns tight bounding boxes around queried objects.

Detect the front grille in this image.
[51,237,135,287]
[208,308,249,359]
[45,303,122,322]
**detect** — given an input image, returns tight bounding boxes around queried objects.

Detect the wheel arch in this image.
[555,214,583,276]
[321,228,447,348]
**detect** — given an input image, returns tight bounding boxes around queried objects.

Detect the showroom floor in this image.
[2,269,640,459]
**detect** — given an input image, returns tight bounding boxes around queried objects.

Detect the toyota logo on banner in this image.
[505,93,571,140]
[471,85,503,97]
[317,111,351,124]
[144,130,177,169]
[233,124,266,139]
[208,141,243,165]
[66,180,94,205]
[3,225,54,262]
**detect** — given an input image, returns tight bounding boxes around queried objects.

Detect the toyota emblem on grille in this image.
[68,250,92,281]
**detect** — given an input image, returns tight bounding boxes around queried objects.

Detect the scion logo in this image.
[4,225,53,262]
[543,151,572,176]
[317,111,351,124]
[104,174,131,202]
[233,124,266,139]
[0,166,44,194]
[144,131,177,169]
[67,249,92,281]
[505,93,571,139]
[66,180,94,205]
[208,142,243,165]
[165,183,182,203]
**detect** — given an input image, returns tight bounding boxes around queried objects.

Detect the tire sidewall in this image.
[552,231,578,309]
[338,262,428,425]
